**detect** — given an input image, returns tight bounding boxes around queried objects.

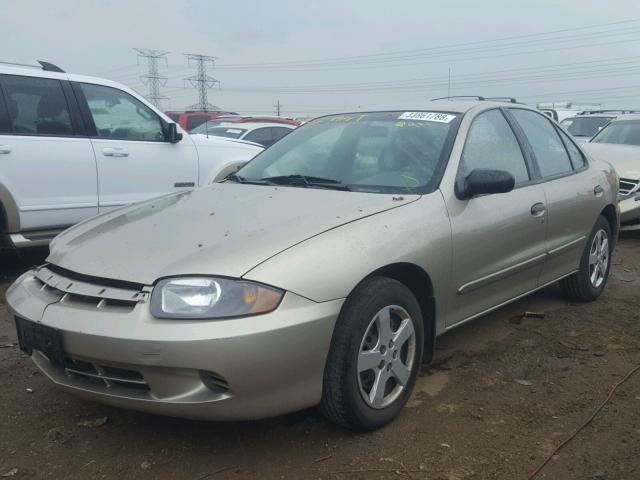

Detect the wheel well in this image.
[600,204,619,244]
[369,263,436,363]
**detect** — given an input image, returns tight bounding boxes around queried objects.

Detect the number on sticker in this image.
[398,112,456,123]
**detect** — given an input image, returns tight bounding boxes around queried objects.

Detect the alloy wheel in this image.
[588,229,609,288]
[357,305,417,409]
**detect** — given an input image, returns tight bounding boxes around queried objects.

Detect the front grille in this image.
[32,266,148,313]
[64,357,149,391]
[619,178,640,196]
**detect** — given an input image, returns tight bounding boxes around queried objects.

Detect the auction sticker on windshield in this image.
[398,112,456,123]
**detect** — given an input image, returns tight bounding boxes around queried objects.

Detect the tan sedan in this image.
[7,101,619,430]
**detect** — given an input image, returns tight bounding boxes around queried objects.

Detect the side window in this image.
[0,85,10,133]
[80,83,165,142]
[271,127,292,142]
[557,128,586,169]
[244,127,274,147]
[459,109,530,184]
[510,109,573,177]
[1,75,73,136]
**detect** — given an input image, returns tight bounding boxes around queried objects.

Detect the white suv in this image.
[0,60,263,249]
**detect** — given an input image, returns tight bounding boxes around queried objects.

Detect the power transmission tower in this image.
[134,48,169,108]
[184,53,219,111]
[274,99,282,117]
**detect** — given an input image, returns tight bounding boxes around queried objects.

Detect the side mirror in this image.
[456,168,515,200]
[167,123,183,143]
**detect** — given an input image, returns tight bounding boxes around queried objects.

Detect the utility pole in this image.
[133,48,169,108]
[184,53,219,111]
[447,67,451,98]
[274,99,282,117]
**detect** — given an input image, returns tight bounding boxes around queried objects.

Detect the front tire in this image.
[320,277,424,430]
[560,215,612,302]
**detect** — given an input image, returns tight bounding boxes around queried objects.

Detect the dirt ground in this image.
[1,235,639,480]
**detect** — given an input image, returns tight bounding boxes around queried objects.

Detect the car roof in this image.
[211,122,296,130]
[561,114,616,120]
[313,101,538,118]
[609,114,640,122]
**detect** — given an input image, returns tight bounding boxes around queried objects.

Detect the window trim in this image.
[73,81,170,143]
[0,74,86,139]
[505,107,589,185]
[455,107,534,190]
[554,125,588,171]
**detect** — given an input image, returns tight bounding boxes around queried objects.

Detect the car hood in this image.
[583,142,640,179]
[47,184,418,285]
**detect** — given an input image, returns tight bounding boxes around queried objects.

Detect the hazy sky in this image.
[4,0,640,116]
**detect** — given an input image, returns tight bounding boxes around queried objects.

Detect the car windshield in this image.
[235,111,460,193]
[560,116,612,137]
[200,127,247,139]
[591,120,640,146]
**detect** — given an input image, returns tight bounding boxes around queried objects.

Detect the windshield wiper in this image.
[260,175,351,191]
[225,173,271,186]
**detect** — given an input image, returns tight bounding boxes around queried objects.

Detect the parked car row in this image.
[190,121,296,147]
[8,97,621,430]
[0,60,263,249]
[583,114,640,231]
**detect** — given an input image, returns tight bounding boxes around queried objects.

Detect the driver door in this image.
[74,82,198,212]
[443,109,548,326]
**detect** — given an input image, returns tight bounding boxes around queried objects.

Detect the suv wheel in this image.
[320,277,424,430]
[560,216,612,302]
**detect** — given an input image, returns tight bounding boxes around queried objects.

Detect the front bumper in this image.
[6,269,343,421]
[619,192,640,229]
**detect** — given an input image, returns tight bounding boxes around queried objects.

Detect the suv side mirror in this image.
[167,123,183,143]
[456,169,515,200]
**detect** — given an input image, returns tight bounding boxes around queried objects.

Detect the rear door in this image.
[0,73,97,233]
[508,108,603,285]
[444,108,547,326]
[74,82,199,212]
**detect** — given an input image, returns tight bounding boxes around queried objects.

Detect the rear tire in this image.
[560,216,612,302]
[320,277,424,431]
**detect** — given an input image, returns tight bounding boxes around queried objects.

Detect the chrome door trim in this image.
[457,253,547,295]
[547,235,587,257]
[446,270,578,332]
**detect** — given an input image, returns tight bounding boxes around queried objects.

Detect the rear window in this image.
[560,117,612,138]
[186,114,211,131]
[166,113,180,122]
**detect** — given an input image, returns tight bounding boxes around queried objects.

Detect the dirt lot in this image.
[1,235,639,480]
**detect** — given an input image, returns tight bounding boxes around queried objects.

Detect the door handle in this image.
[594,185,604,195]
[530,202,546,216]
[0,145,11,154]
[102,147,129,157]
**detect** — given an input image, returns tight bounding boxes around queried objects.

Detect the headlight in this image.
[150,277,284,319]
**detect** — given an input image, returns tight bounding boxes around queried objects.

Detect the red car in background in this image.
[165,110,238,131]
[212,115,302,126]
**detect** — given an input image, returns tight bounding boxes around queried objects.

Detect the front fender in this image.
[241,194,452,321]
[0,181,20,232]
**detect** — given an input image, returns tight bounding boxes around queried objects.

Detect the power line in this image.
[214,20,640,69]
[133,49,169,108]
[184,53,219,111]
